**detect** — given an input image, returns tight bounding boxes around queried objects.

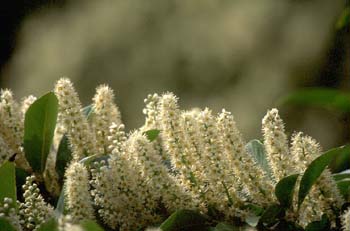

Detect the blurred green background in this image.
[0,0,349,150]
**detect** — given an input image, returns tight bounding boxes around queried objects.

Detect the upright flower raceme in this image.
[158,93,196,190]
[342,208,350,231]
[197,108,245,218]
[292,133,344,210]
[128,131,197,213]
[180,110,207,191]
[0,90,23,153]
[65,161,95,223]
[142,93,168,164]
[91,85,122,155]
[54,78,97,160]
[90,158,121,229]
[262,108,294,182]
[0,136,13,166]
[142,93,160,130]
[217,109,275,204]
[19,176,53,230]
[290,133,325,226]
[0,90,28,168]
[20,95,37,121]
[0,197,22,231]
[92,123,155,231]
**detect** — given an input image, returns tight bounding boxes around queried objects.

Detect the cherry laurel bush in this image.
[0,78,349,231]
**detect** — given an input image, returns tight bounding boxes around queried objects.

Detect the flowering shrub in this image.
[0,78,349,231]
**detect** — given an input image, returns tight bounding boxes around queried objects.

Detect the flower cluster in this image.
[0,90,31,170]
[18,176,53,230]
[91,84,122,155]
[0,197,22,230]
[0,78,348,231]
[54,78,97,160]
[65,162,95,223]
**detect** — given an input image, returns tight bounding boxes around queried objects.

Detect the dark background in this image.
[0,0,67,84]
[0,0,349,150]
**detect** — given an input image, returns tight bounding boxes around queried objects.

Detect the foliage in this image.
[279,88,350,113]
[23,92,58,174]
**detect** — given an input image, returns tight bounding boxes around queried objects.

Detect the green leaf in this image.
[79,154,109,166]
[329,145,350,173]
[333,172,350,181]
[246,139,273,179]
[305,214,330,231]
[144,129,160,142]
[82,105,94,119]
[275,174,299,208]
[54,184,66,217]
[298,146,343,208]
[160,210,208,231]
[259,204,285,227]
[80,220,104,231]
[36,218,59,231]
[243,204,264,227]
[0,162,16,204]
[243,204,264,216]
[336,7,350,30]
[0,217,17,231]
[23,92,58,173]
[279,88,350,113]
[212,223,240,231]
[55,135,72,183]
[337,180,350,200]
[275,220,303,231]
[245,214,260,227]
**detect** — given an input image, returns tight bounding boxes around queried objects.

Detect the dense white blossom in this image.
[54,78,97,160]
[0,79,348,230]
[65,162,95,222]
[18,176,53,230]
[342,208,350,231]
[91,85,122,155]
[262,108,295,182]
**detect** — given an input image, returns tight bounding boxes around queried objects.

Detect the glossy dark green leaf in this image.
[259,204,285,227]
[80,220,104,231]
[337,180,350,200]
[305,214,330,231]
[329,145,350,173]
[160,210,208,231]
[275,220,303,231]
[243,204,264,227]
[333,172,350,181]
[298,146,343,208]
[246,139,273,179]
[79,154,109,166]
[0,162,16,204]
[275,174,299,208]
[144,129,160,142]
[55,135,72,183]
[211,223,240,231]
[279,88,350,113]
[243,204,264,216]
[37,218,59,231]
[54,184,66,217]
[0,217,17,231]
[23,92,58,173]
